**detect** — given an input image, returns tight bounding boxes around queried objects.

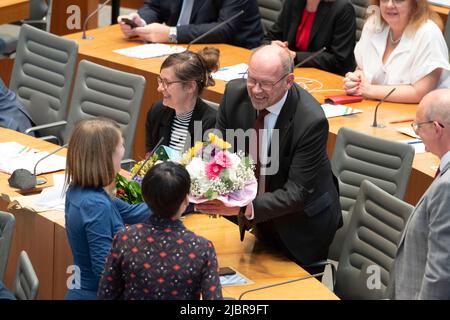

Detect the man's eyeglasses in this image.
[245,72,289,91]
[411,120,445,133]
[157,76,185,89]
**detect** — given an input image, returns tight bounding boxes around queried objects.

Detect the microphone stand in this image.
[372,88,396,128]
[238,272,325,300]
[82,0,113,40]
[130,137,164,180]
[34,144,68,185]
[294,47,326,68]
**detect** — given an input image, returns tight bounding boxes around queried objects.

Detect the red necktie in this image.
[253,109,269,183]
[435,167,441,179]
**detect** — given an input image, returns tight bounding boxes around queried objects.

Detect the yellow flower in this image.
[208,133,231,150]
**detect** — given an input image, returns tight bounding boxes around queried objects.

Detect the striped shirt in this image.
[169,109,193,151]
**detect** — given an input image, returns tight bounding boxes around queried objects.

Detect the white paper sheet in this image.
[0,142,66,175]
[321,103,363,118]
[212,63,248,82]
[113,43,186,59]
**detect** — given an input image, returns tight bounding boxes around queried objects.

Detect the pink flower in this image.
[214,151,232,168]
[205,160,225,180]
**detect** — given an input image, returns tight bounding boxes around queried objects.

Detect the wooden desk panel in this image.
[0,0,29,24]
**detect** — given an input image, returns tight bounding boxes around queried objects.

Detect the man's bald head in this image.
[250,44,294,76]
[419,89,450,125]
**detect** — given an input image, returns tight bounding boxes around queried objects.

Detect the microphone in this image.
[294,47,326,68]
[185,10,245,51]
[238,272,325,300]
[131,137,164,180]
[82,0,112,40]
[372,88,396,128]
[8,144,68,190]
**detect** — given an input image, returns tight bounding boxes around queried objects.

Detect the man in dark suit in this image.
[0,77,34,134]
[196,45,341,269]
[118,0,263,49]
[264,0,356,75]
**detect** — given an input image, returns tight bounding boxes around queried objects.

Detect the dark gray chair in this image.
[202,99,219,111]
[0,211,15,282]
[328,127,415,261]
[34,59,146,159]
[12,251,39,300]
[257,0,284,32]
[333,180,414,299]
[351,0,368,41]
[0,0,52,56]
[8,24,78,142]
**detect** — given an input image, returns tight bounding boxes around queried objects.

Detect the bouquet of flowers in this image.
[115,152,158,204]
[181,133,257,207]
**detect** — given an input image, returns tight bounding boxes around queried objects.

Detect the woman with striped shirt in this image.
[145,48,219,153]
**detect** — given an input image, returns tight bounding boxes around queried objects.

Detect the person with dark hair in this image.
[145,49,218,153]
[117,0,263,49]
[264,0,356,76]
[64,118,152,300]
[98,162,222,300]
[0,77,34,134]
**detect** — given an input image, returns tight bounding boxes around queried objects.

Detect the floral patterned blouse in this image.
[97,215,223,300]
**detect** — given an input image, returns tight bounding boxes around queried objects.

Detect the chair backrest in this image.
[328,127,414,261]
[334,180,414,299]
[9,24,78,141]
[63,60,146,159]
[351,0,368,41]
[12,251,39,300]
[0,211,15,282]
[202,99,219,110]
[257,0,284,32]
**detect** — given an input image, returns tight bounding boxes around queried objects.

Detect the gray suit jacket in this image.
[394,159,450,299]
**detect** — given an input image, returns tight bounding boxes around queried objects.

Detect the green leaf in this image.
[204,189,218,200]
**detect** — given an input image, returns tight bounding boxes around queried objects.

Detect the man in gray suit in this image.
[394,88,450,299]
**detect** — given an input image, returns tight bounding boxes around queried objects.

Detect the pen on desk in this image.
[389,118,414,124]
[407,140,422,145]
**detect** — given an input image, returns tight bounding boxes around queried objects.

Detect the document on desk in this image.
[3,174,66,213]
[400,139,426,154]
[212,63,248,82]
[321,103,363,118]
[427,0,450,8]
[113,43,186,59]
[220,270,252,287]
[0,142,66,175]
[396,127,420,139]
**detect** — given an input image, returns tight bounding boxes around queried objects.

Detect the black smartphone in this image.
[219,267,236,276]
[121,18,138,29]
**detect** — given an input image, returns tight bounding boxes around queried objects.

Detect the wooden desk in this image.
[0,0,29,25]
[64,25,437,205]
[0,128,337,300]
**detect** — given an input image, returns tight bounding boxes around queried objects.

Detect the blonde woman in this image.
[344,0,450,103]
[64,118,151,300]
